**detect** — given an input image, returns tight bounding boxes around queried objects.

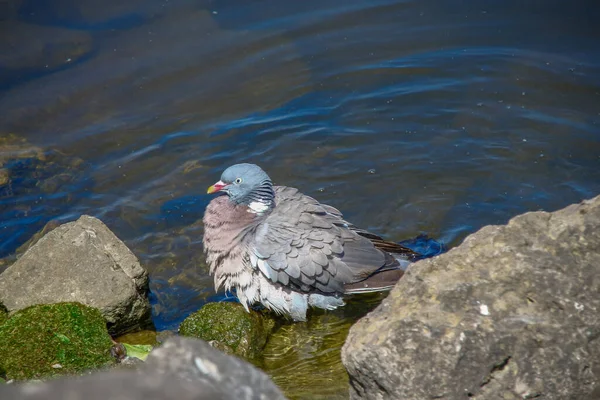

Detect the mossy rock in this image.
[0,303,7,326]
[179,302,276,360]
[0,302,115,380]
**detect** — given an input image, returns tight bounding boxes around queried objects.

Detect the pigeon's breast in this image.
[203,196,257,274]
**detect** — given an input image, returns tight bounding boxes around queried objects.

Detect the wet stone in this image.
[0,302,115,381]
[0,336,288,400]
[0,215,153,336]
[0,303,7,326]
[114,330,158,346]
[179,302,276,361]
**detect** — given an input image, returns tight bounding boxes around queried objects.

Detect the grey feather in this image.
[310,250,329,267]
[285,255,302,279]
[257,258,274,281]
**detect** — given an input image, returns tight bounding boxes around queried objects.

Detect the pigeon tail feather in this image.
[343,268,403,294]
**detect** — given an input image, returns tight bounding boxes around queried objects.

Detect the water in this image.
[1,0,599,397]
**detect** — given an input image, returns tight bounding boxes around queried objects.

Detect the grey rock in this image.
[0,369,226,400]
[178,302,276,361]
[144,336,287,400]
[0,215,151,336]
[0,336,287,400]
[342,195,600,400]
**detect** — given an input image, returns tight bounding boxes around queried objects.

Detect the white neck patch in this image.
[248,200,271,214]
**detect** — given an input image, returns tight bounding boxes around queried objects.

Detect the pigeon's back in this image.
[245,185,412,296]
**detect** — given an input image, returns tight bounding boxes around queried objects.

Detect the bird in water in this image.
[203,163,420,321]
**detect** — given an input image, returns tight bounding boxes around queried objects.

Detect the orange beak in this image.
[207,180,228,194]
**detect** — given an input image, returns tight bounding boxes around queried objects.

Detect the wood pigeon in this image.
[203,163,419,321]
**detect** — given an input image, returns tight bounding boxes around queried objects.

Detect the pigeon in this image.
[203,163,419,321]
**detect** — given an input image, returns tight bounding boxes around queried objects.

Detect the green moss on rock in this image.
[179,302,276,360]
[0,303,7,326]
[0,302,115,380]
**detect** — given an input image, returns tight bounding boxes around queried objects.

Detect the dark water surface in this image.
[1,0,599,397]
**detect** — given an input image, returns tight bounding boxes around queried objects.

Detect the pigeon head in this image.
[207,163,275,209]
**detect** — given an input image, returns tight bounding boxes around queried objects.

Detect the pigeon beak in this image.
[207,180,228,194]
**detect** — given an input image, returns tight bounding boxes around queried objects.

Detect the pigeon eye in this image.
[235,178,242,184]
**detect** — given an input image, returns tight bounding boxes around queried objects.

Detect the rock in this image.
[13,220,62,256]
[0,369,224,400]
[179,302,275,361]
[0,168,8,186]
[0,258,8,273]
[0,336,287,399]
[0,302,115,380]
[0,133,40,203]
[342,195,600,400]
[0,215,152,336]
[144,336,287,399]
[0,133,45,167]
[155,329,177,344]
[0,303,7,326]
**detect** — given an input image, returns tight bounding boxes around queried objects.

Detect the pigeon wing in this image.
[248,186,391,294]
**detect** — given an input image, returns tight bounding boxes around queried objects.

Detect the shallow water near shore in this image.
[1,0,599,397]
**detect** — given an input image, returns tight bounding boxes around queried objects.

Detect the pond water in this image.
[1,0,599,398]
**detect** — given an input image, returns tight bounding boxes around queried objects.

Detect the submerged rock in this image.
[0,215,152,336]
[0,302,115,380]
[0,134,89,260]
[0,168,8,187]
[115,330,159,346]
[0,336,287,400]
[262,312,353,400]
[179,302,275,361]
[0,133,45,200]
[342,195,600,400]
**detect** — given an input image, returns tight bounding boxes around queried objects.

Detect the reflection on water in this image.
[263,315,353,400]
[1,0,599,398]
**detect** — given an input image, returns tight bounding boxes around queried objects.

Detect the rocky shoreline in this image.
[0,195,599,399]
